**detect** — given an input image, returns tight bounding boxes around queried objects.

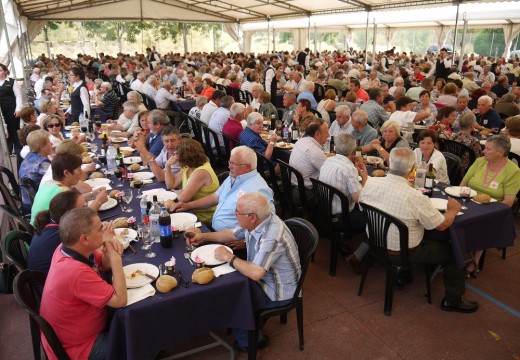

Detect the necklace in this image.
[482,159,507,189]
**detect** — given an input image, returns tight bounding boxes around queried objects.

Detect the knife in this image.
[100,213,120,221]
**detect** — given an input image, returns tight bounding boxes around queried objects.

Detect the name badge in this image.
[489,181,499,190]
[483,119,488,125]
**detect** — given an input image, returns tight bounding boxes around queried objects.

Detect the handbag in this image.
[0,262,16,294]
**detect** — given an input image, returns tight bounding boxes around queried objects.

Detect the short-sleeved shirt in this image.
[233,214,301,301]
[289,136,326,188]
[213,170,275,231]
[414,148,450,184]
[352,125,378,145]
[40,245,114,360]
[222,119,243,144]
[463,157,520,201]
[360,100,389,130]
[28,223,60,273]
[31,182,67,225]
[389,111,416,140]
[360,174,445,250]
[147,130,163,157]
[476,109,502,129]
[239,127,267,155]
[155,148,181,175]
[319,154,361,212]
[329,120,353,137]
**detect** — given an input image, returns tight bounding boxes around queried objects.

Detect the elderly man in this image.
[186,192,300,351]
[289,119,329,189]
[106,100,140,138]
[330,105,353,136]
[40,207,127,359]
[349,79,369,103]
[491,75,510,99]
[393,86,406,101]
[131,72,146,91]
[93,82,118,121]
[478,65,495,83]
[475,95,502,130]
[389,76,404,96]
[209,95,234,147]
[296,81,318,110]
[135,124,181,183]
[200,90,224,125]
[454,95,471,132]
[405,78,434,101]
[351,110,378,145]
[222,103,246,144]
[140,75,160,99]
[327,70,348,94]
[249,83,264,111]
[136,109,170,157]
[286,71,306,95]
[360,88,390,130]
[239,112,278,160]
[462,72,480,94]
[360,147,479,313]
[172,146,275,232]
[495,93,520,118]
[281,92,297,127]
[319,133,369,273]
[155,80,178,110]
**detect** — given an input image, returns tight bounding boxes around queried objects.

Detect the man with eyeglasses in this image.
[171,146,274,239]
[185,192,300,351]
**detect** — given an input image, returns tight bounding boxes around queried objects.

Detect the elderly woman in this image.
[363,70,381,89]
[436,83,458,107]
[412,90,437,126]
[258,91,278,121]
[414,130,449,184]
[94,81,118,121]
[431,78,446,101]
[43,114,66,147]
[165,139,219,223]
[128,110,151,148]
[188,96,207,120]
[127,90,147,112]
[19,129,53,212]
[292,99,317,134]
[317,89,337,124]
[200,78,215,100]
[37,99,59,126]
[450,112,482,171]
[28,190,86,274]
[504,115,520,157]
[367,120,409,164]
[460,134,520,277]
[389,96,431,142]
[429,106,457,139]
[339,91,360,114]
[18,124,41,159]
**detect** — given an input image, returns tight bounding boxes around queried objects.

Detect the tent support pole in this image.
[364,11,370,61]
[0,0,17,78]
[459,13,467,73]
[452,3,459,58]
[307,16,310,50]
[372,20,377,63]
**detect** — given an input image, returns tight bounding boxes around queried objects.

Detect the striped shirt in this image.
[234,214,301,301]
[289,136,326,188]
[319,154,361,213]
[360,100,389,130]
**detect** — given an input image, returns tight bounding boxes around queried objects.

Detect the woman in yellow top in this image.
[460,134,520,278]
[165,139,219,223]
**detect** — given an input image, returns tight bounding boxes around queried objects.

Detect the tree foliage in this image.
[473,29,505,56]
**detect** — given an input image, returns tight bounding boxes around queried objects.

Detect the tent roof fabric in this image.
[12,0,502,23]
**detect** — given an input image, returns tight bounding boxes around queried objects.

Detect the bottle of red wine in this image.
[424,163,435,197]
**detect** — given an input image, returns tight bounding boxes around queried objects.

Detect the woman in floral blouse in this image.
[450,112,482,172]
[429,106,456,139]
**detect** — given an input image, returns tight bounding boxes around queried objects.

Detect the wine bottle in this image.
[424,163,435,196]
[355,139,362,157]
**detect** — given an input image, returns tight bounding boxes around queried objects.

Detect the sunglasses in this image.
[47,123,62,128]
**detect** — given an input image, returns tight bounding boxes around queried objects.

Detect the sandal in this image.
[465,261,479,279]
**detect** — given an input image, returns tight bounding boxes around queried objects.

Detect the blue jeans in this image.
[234,286,292,348]
[88,332,108,360]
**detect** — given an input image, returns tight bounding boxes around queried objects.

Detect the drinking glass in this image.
[122,189,133,213]
[114,167,123,187]
[141,227,155,258]
[460,186,471,210]
[184,221,197,251]
[90,143,99,160]
[138,222,149,250]
[115,194,124,212]
[133,178,144,198]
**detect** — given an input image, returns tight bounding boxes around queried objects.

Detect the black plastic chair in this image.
[442,152,462,185]
[0,204,35,236]
[4,230,32,273]
[13,270,71,360]
[314,83,325,102]
[310,178,361,276]
[186,114,203,142]
[324,85,338,96]
[357,203,432,316]
[19,177,38,215]
[138,91,157,110]
[221,132,242,155]
[247,218,319,359]
[255,152,282,209]
[508,151,520,166]
[277,160,308,220]
[0,180,22,217]
[226,86,241,103]
[276,108,285,121]
[438,139,476,174]
[217,171,230,185]
[244,91,254,105]
[0,165,21,199]
[200,123,228,167]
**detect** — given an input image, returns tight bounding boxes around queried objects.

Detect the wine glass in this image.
[122,189,133,213]
[460,186,471,210]
[141,227,155,258]
[90,143,98,160]
[138,222,149,250]
[184,221,197,251]
[114,167,123,187]
[134,178,144,198]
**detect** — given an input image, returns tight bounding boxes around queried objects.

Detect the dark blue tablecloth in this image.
[178,99,196,112]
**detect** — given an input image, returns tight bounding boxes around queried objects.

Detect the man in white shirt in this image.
[329,105,353,136]
[106,101,139,138]
[286,72,306,95]
[200,90,224,126]
[155,81,178,110]
[209,95,234,148]
[130,72,145,91]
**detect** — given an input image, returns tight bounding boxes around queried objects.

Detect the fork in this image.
[135,269,157,280]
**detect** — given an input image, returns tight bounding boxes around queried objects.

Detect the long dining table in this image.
[79,132,264,360]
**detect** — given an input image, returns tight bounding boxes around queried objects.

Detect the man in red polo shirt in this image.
[222,103,248,147]
[349,79,369,103]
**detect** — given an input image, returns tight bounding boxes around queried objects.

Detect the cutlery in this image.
[184,252,194,266]
[128,244,137,254]
[135,269,157,281]
[100,213,120,221]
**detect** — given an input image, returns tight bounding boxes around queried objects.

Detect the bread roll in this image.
[156,275,178,293]
[474,193,491,204]
[372,169,386,177]
[90,172,105,179]
[192,267,214,285]
[82,156,93,164]
[71,122,80,126]
[164,199,175,209]
[109,190,120,198]
[129,163,140,171]
[113,217,129,228]
[121,150,133,157]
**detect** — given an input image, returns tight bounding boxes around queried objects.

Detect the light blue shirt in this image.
[212,170,274,231]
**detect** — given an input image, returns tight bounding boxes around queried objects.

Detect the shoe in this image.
[395,269,413,286]
[347,254,362,274]
[465,261,479,279]
[441,297,479,313]
[234,335,270,352]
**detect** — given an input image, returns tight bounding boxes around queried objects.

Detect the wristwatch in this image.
[269,141,275,146]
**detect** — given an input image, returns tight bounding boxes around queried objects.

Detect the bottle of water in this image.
[106,145,117,174]
[323,138,331,153]
[282,126,288,141]
[140,196,148,223]
[149,195,161,243]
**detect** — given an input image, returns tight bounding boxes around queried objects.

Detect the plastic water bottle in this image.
[159,207,173,248]
[324,138,331,153]
[106,145,117,174]
[282,126,288,141]
[140,196,148,223]
[149,195,161,243]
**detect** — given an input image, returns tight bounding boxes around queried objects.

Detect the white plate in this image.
[414,124,427,129]
[81,163,101,171]
[146,191,177,203]
[275,142,294,149]
[114,228,138,248]
[120,146,136,153]
[111,137,127,143]
[64,125,80,131]
[191,244,233,266]
[133,172,155,180]
[479,140,486,146]
[65,132,85,138]
[85,178,111,188]
[89,197,118,211]
[170,212,197,230]
[430,198,448,211]
[123,156,142,165]
[471,198,498,204]
[366,156,383,165]
[444,186,477,198]
[123,263,159,288]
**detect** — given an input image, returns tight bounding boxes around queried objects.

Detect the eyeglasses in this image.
[234,209,254,217]
[47,123,62,128]
[228,161,247,167]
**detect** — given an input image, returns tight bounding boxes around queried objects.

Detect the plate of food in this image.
[191,244,233,266]
[170,212,197,230]
[123,156,142,165]
[65,132,85,138]
[366,156,383,165]
[123,263,159,288]
[81,163,101,171]
[85,178,111,188]
[120,146,136,153]
[444,186,477,198]
[276,142,294,149]
[64,125,80,131]
[471,193,497,204]
[133,172,155,180]
[88,197,117,211]
[145,190,177,204]
[111,137,127,143]
[114,228,138,248]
